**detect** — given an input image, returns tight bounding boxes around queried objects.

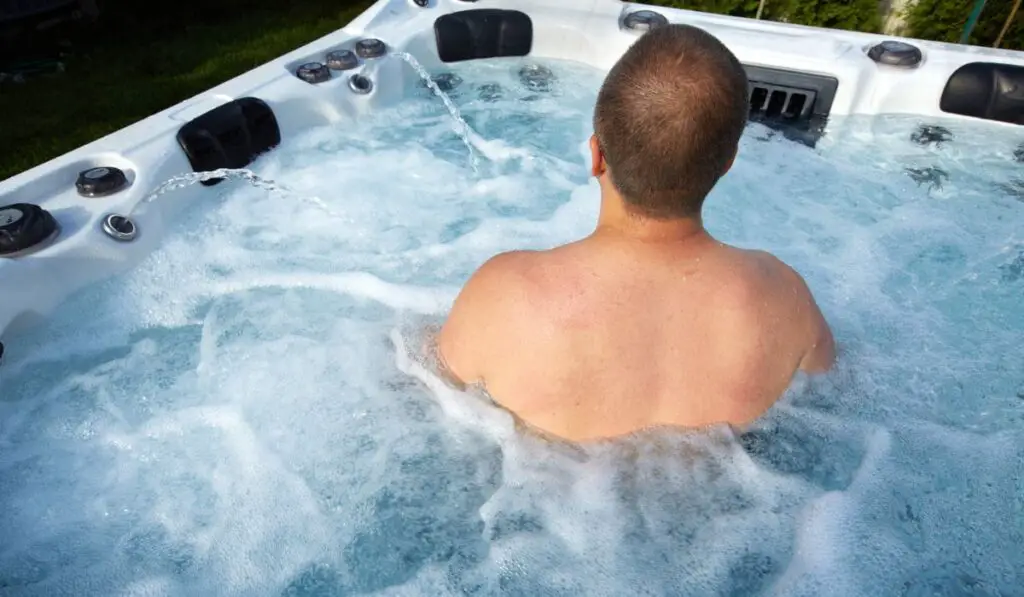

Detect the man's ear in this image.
[589,134,606,178]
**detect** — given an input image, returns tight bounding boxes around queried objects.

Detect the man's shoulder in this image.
[705,248,819,334]
[728,248,835,371]
[446,250,552,320]
[436,250,550,386]
[734,249,812,299]
[471,249,539,278]
[458,250,548,302]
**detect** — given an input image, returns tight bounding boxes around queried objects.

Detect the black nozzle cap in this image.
[326,49,359,71]
[623,10,668,31]
[297,62,331,84]
[0,203,59,257]
[76,166,129,197]
[355,38,386,59]
[867,41,922,67]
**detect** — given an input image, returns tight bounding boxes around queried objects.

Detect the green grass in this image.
[0,0,374,181]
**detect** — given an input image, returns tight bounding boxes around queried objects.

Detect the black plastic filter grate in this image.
[743,65,838,147]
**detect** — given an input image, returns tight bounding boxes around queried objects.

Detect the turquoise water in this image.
[1,56,1022,596]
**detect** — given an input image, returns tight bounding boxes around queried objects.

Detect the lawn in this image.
[0,0,374,181]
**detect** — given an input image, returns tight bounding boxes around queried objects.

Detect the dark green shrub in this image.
[904,0,1022,51]
[644,0,882,32]
[644,0,1023,48]
[645,0,761,19]
[775,0,883,33]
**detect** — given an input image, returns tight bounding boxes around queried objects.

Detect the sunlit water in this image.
[2,57,1023,597]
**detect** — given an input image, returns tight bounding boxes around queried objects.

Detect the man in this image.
[436,24,835,442]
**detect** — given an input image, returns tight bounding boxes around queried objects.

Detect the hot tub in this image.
[1,1,1022,595]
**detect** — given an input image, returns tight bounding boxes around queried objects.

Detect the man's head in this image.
[592,24,749,219]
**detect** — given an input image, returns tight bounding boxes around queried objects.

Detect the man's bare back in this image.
[437,226,834,441]
[436,24,835,442]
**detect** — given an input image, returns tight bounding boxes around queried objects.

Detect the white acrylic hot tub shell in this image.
[1,0,1022,339]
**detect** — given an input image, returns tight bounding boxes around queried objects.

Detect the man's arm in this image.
[436,252,524,388]
[799,298,836,373]
[760,252,836,374]
[790,270,836,373]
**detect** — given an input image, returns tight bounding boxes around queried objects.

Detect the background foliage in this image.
[903,0,1022,50]
[649,0,1021,49]
[647,0,883,33]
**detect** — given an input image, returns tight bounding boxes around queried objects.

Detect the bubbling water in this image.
[1,57,1023,597]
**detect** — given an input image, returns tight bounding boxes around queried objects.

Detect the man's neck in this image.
[592,189,711,245]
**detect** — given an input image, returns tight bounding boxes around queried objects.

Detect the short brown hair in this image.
[593,24,749,219]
